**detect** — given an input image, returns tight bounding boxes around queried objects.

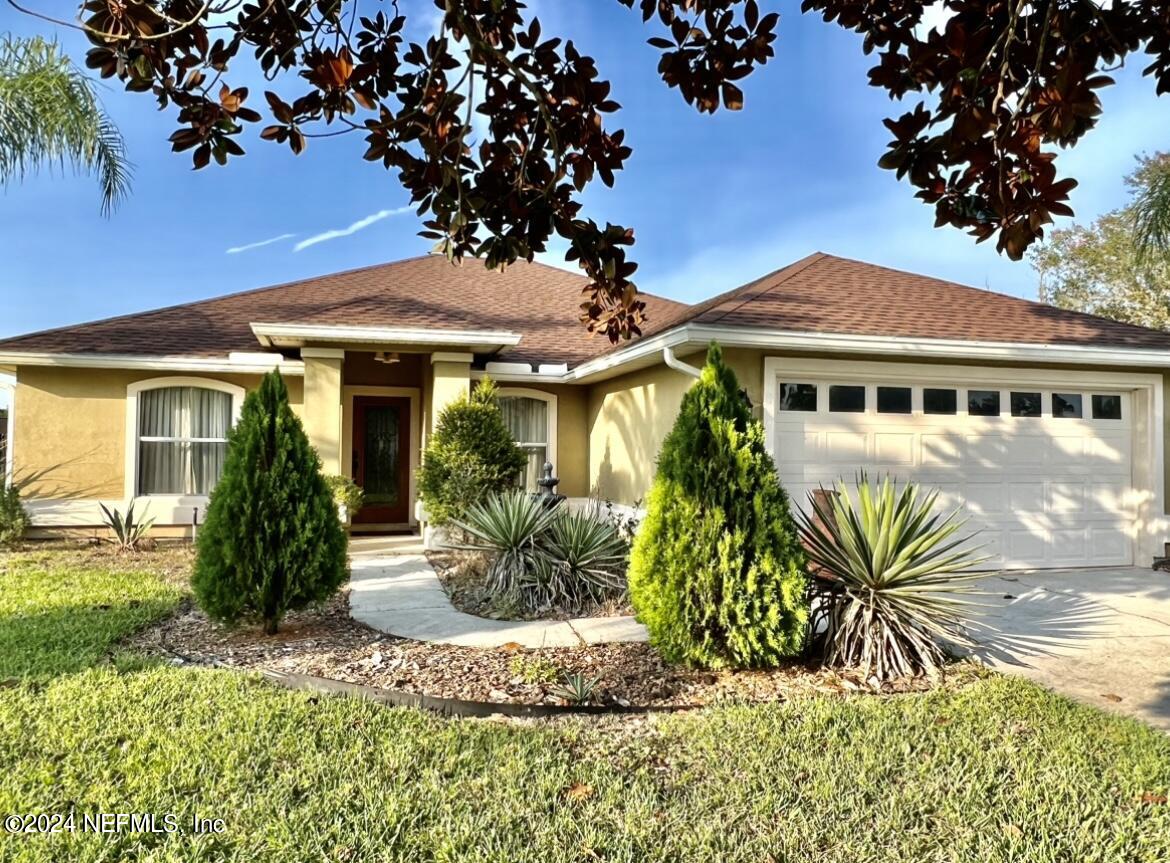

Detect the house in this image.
[2,251,1168,570]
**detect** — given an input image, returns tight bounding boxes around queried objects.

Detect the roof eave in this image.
[250,322,523,352]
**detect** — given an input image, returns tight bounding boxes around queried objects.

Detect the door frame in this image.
[342,385,420,528]
[762,356,1166,568]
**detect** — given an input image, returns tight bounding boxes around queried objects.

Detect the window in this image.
[136,386,233,495]
[497,390,556,492]
[829,385,866,413]
[1010,392,1042,417]
[1092,394,1123,420]
[967,390,1000,416]
[877,386,912,414]
[778,383,817,412]
[923,388,957,415]
[1052,393,1083,418]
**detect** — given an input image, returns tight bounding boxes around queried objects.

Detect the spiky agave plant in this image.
[538,507,628,608]
[450,491,559,601]
[795,474,988,680]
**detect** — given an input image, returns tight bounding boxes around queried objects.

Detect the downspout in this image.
[662,347,701,379]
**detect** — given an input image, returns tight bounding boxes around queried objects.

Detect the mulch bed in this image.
[128,589,978,709]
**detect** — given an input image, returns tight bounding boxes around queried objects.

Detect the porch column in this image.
[302,348,345,474]
[429,352,472,426]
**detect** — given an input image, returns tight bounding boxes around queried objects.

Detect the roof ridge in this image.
[697,252,827,326]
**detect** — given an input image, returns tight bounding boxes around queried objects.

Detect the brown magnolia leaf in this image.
[563,782,593,802]
[498,642,523,653]
[1140,792,1168,806]
[1101,693,1123,703]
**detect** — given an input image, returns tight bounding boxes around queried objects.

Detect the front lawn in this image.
[0,548,1167,862]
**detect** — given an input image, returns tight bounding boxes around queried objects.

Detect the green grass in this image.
[0,548,1168,861]
[0,549,183,678]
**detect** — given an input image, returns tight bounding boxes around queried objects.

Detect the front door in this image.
[351,396,411,525]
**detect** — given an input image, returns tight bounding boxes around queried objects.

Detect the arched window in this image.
[126,378,244,497]
[496,388,558,492]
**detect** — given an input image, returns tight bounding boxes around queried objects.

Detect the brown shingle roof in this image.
[4,251,1169,368]
[589,252,1170,355]
[0,255,688,368]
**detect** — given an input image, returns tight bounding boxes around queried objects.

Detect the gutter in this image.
[662,346,702,378]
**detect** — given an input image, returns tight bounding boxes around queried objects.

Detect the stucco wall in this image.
[12,366,303,500]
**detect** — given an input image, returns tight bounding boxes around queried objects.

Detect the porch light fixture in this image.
[374,351,400,364]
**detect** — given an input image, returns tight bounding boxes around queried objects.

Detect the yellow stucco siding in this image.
[12,366,303,500]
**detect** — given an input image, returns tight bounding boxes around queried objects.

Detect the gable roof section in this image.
[627,252,1170,352]
[0,255,689,368]
[4,251,1170,372]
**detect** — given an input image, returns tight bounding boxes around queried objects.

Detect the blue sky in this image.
[0,1,1166,342]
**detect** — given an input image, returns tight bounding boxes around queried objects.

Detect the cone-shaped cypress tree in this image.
[193,370,348,634]
[628,343,808,668]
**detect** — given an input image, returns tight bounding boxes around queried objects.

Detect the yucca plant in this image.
[548,672,601,706]
[795,474,988,680]
[451,491,559,602]
[540,507,628,604]
[99,500,155,552]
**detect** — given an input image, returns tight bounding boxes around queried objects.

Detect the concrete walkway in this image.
[348,554,648,648]
[967,567,1170,732]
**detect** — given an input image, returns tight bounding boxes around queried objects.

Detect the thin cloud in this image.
[294,205,413,252]
[225,232,297,254]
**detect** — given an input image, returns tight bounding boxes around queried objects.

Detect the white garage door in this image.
[770,368,1138,569]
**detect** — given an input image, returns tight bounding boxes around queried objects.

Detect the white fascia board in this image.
[0,351,305,375]
[250,322,522,349]
[470,369,567,384]
[564,324,1170,384]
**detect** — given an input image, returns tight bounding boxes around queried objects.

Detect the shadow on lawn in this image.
[0,599,179,680]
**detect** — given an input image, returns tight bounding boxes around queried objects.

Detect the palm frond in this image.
[0,33,131,214]
[1133,155,1170,263]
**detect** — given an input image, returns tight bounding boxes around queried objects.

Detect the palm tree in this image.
[0,34,130,215]
[1132,154,1170,262]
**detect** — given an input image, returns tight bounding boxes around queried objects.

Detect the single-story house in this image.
[2,251,1169,570]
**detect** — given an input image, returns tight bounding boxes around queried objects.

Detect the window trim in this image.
[495,387,558,482]
[124,377,245,501]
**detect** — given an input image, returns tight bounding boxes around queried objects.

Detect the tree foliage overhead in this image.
[0,33,130,214]
[19,1,1170,330]
[1031,153,1170,331]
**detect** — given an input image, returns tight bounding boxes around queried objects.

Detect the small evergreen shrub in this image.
[628,343,809,669]
[324,475,364,520]
[193,370,348,634]
[418,377,526,525]
[0,483,30,546]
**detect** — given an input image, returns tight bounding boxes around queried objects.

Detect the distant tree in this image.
[13,2,1170,334]
[1032,154,1170,331]
[1133,156,1170,262]
[0,34,129,214]
[193,370,348,635]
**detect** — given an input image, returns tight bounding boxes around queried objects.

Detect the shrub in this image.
[418,377,526,525]
[628,343,808,669]
[795,474,988,680]
[451,492,628,614]
[192,370,348,634]
[99,500,155,551]
[324,475,364,519]
[0,483,30,546]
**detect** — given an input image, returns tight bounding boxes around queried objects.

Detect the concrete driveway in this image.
[968,567,1170,731]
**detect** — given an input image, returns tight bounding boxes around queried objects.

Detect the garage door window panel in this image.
[778,383,817,412]
[1092,395,1123,420]
[877,386,912,414]
[968,390,1001,416]
[1053,393,1083,418]
[1010,392,1042,417]
[829,385,866,413]
[923,388,957,415]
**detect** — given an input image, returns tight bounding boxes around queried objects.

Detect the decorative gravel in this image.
[127,590,974,708]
